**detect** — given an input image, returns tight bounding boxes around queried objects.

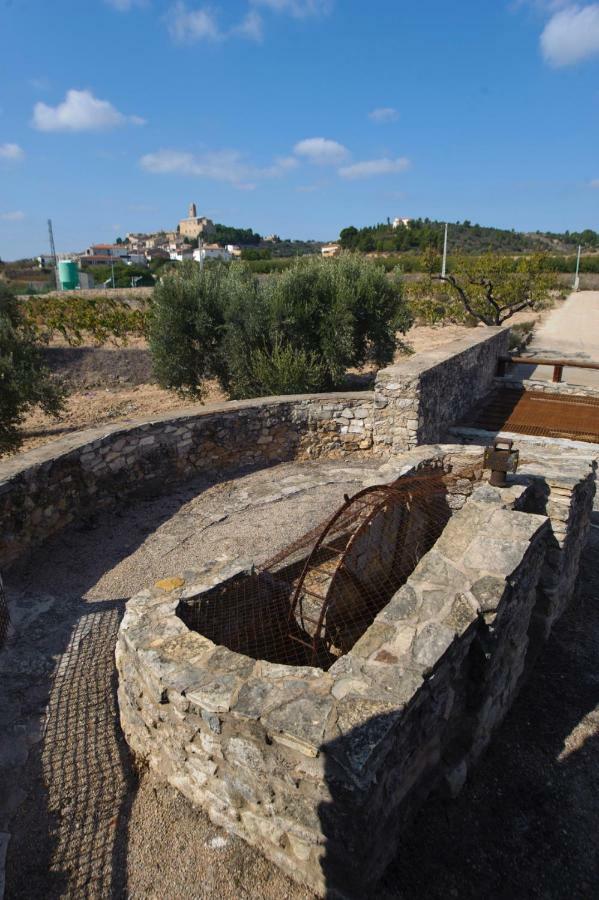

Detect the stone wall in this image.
[0,394,373,569]
[513,451,597,664]
[374,328,510,453]
[116,445,596,897]
[0,327,514,570]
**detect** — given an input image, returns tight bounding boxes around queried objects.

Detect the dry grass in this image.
[17,310,546,456]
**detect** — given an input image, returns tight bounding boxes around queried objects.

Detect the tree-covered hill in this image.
[338,219,599,255]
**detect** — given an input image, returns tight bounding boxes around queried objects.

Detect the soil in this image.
[18,310,543,456]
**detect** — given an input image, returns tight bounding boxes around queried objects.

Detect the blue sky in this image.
[1,0,598,258]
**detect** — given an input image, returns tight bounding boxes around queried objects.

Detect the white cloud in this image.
[262,155,299,175]
[168,3,221,41]
[293,137,349,165]
[541,4,599,66]
[168,3,262,42]
[339,156,410,179]
[0,142,24,161]
[32,89,145,132]
[104,0,146,9]
[0,210,25,221]
[251,0,332,17]
[140,147,296,188]
[368,107,399,123]
[234,10,264,40]
[589,178,599,187]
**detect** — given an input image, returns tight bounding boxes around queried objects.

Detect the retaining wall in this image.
[0,328,513,569]
[374,328,510,452]
[0,394,373,569]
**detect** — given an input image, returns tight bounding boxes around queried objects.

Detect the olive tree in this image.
[0,283,65,454]
[149,254,412,400]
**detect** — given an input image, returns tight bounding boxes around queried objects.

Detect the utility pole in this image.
[111,259,115,289]
[441,222,449,277]
[198,236,204,271]
[573,244,581,292]
[48,218,59,290]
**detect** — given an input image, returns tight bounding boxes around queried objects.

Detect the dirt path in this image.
[512,290,599,387]
[1,460,375,900]
[1,457,598,898]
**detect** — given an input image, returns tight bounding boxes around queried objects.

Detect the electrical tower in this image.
[48,218,59,290]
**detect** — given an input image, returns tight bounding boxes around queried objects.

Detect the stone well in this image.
[116,444,596,897]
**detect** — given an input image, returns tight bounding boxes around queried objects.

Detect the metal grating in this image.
[179,471,454,669]
[470,389,599,444]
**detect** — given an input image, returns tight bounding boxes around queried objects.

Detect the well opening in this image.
[177,472,456,670]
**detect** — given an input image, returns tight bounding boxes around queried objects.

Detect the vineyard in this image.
[21,294,149,346]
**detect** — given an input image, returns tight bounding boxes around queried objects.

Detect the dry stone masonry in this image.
[0,394,374,568]
[116,444,596,897]
[373,328,510,452]
[0,330,513,569]
[0,327,597,898]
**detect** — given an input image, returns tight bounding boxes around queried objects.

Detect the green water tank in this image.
[58,260,79,291]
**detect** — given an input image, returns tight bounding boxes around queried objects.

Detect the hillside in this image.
[338,219,599,255]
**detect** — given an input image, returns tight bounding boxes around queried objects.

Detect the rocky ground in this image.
[1,456,598,899]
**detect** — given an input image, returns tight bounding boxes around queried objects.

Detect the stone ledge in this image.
[0,393,375,568]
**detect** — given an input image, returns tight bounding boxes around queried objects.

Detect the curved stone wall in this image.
[116,477,549,896]
[116,441,596,896]
[0,327,514,569]
[0,393,374,568]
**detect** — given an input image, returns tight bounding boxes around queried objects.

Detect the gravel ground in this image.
[1,460,376,900]
[1,460,598,899]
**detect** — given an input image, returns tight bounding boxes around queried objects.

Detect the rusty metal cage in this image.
[179,471,455,670]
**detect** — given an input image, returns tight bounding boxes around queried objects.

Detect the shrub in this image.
[148,262,229,399]
[0,283,65,454]
[244,340,325,396]
[148,254,412,400]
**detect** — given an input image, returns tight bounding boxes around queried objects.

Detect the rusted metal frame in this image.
[498,355,599,385]
[475,388,599,444]
[306,491,394,665]
[285,484,390,631]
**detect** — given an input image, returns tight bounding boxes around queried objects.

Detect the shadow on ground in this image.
[377,514,599,899]
[2,489,598,898]
[2,472,227,899]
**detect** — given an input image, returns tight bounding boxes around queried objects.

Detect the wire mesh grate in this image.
[179,471,455,669]
[471,389,599,444]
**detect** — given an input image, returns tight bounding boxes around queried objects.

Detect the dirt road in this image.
[513,291,599,387]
